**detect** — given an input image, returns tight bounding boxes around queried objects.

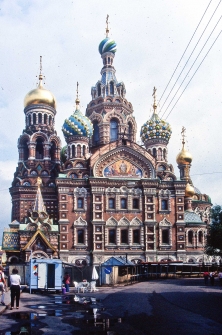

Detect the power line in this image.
[158,0,213,107]
[162,15,221,117]
[160,0,221,116]
[191,172,222,176]
[165,28,222,120]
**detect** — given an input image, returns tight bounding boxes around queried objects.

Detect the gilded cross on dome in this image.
[106,14,109,37]
[181,126,186,147]
[152,86,157,112]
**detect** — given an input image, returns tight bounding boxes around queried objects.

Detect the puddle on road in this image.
[2,295,123,335]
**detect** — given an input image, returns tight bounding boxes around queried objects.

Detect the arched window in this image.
[39,113,42,124]
[163,149,167,160]
[188,231,193,244]
[110,81,114,95]
[33,114,36,124]
[50,141,56,161]
[49,116,52,126]
[23,140,29,161]
[110,119,118,141]
[198,231,203,243]
[77,229,84,244]
[28,115,31,126]
[44,114,47,124]
[153,148,156,158]
[108,57,110,64]
[77,145,81,158]
[36,138,44,159]
[128,122,133,140]
[109,229,116,244]
[77,198,83,208]
[83,145,86,156]
[72,145,75,158]
[92,121,100,145]
[98,83,101,97]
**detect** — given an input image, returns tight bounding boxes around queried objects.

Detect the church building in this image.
[2,19,211,267]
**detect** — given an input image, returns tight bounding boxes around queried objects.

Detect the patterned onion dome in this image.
[62,109,93,138]
[140,113,172,144]
[99,37,117,55]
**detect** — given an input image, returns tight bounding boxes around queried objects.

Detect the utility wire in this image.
[191,172,222,176]
[165,29,222,120]
[160,0,221,116]
[160,0,221,117]
[158,0,212,107]
[163,15,221,117]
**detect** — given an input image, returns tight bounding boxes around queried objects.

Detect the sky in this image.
[0,0,221,241]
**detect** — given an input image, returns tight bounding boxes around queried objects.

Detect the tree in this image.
[205,205,222,258]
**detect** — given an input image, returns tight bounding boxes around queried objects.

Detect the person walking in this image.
[209,271,215,286]
[10,268,21,310]
[0,266,6,306]
[63,272,70,293]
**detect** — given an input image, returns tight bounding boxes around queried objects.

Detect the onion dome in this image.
[24,56,56,109]
[140,87,172,145]
[62,84,93,139]
[176,147,192,165]
[185,183,195,197]
[99,37,117,55]
[140,113,172,144]
[98,15,117,55]
[176,127,192,165]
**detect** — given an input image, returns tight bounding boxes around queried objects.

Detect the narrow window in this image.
[77,198,83,209]
[72,145,75,158]
[110,120,118,141]
[133,199,139,209]
[36,138,44,159]
[198,231,203,243]
[50,141,56,161]
[109,229,116,244]
[44,114,47,124]
[109,198,115,209]
[121,198,127,209]
[128,122,133,140]
[93,121,100,145]
[161,199,168,210]
[110,81,114,95]
[121,229,128,244]
[39,113,42,124]
[77,229,84,243]
[98,83,101,96]
[188,231,193,244]
[162,229,169,244]
[153,148,156,158]
[23,140,29,161]
[133,230,140,243]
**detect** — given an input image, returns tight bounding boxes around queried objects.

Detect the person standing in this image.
[209,271,215,286]
[203,271,209,286]
[0,266,6,306]
[218,270,222,286]
[10,268,21,310]
[63,272,70,293]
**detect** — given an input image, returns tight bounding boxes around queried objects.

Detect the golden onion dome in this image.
[24,82,56,109]
[176,147,192,165]
[185,183,195,197]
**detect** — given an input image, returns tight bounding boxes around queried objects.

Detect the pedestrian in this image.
[203,271,209,285]
[63,272,70,292]
[218,271,222,286]
[209,271,215,286]
[0,266,6,306]
[10,268,21,310]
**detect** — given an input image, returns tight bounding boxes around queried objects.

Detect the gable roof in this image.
[22,230,56,251]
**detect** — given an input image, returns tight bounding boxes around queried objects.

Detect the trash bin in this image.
[62,286,66,294]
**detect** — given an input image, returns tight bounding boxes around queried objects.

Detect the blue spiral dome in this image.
[62,108,93,138]
[99,37,117,55]
[140,113,172,144]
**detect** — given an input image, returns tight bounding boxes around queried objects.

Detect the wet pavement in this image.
[0,278,222,334]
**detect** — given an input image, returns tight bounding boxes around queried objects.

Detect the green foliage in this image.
[205,205,222,257]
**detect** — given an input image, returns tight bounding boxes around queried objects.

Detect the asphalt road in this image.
[0,278,222,335]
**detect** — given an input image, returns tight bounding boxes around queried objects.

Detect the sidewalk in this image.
[0,288,11,314]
